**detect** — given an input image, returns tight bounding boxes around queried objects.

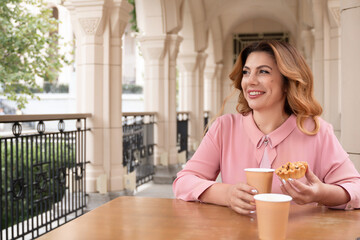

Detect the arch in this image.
[206,0,297,37]
[135,0,184,35]
[179,0,208,53]
[187,0,208,52]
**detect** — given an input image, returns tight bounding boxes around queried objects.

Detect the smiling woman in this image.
[230,40,322,136]
[240,51,288,134]
[173,40,360,215]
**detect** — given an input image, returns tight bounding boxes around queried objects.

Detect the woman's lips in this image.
[248,90,265,98]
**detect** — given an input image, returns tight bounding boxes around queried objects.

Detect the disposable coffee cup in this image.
[244,168,275,193]
[254,193,292,240]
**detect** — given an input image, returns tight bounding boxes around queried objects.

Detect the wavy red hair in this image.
[227,40,322,135]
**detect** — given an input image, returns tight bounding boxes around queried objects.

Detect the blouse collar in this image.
[243,111,297,149]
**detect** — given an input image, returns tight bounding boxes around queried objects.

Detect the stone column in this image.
[312,0,325,108]
[66,0,132,193]
[178,53,198,113]
[108,1,133,191]
[340,0,360,172]
[204,64,216,115]
[300,29,313,69]
[138,34,183,183]
[204,63,223,119]
[326,2,341,137]
[178,52,207,151]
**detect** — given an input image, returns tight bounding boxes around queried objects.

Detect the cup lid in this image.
[254,193,292,202]
[244,168,275,172]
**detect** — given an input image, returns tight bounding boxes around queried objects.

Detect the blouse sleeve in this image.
[320,124,360,210]
[172,117,223,201]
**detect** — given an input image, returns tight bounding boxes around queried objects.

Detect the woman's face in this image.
[241,51,286,114]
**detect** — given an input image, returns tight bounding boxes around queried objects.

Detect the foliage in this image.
[122,83,143,94]
[128,0,139,32]
[0,0,71,109]
[43,82,69,93]
[12,82,69,94]
[1,138,76,228]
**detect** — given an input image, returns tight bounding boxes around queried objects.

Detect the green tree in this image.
[0,0,70,109]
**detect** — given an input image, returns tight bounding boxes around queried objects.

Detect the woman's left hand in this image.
[279,169,323,205]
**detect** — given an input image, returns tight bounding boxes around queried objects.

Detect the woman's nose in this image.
[248,72,259,85]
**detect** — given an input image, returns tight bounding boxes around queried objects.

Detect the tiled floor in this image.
[134,182,174,199]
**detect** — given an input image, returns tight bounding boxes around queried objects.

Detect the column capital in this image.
[167,34,183,61]
[65,0,107,37]
[327,0,340,27]
[204,64,216,80]
[215,62,223,80]
[341,0,360,11]
[110,0,133,37]
[137,35,168,62]
[177,53,198,72]
[196,52,208,73]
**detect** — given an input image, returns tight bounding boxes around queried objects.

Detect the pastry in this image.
[275,161,308,180]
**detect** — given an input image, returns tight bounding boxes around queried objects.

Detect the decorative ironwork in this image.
[204,111,209,130]
[57,167,67,185]
[37,120,45,134]
[76,119,82,131]
[12,122,22,137]
[35,171,48,194]
[122,113,155,186]
[58,120,65,132]
[75,163,84,180]
[12,178,25,200]
[177,112,189,160]
[0,114,90,239]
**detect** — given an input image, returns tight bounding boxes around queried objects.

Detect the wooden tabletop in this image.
[38,196,360,240]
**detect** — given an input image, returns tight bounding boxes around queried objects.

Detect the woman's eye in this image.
[260,69,269,74]
[242,70,249,75]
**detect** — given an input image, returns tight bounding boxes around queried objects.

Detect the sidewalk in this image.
[134,181,174,199]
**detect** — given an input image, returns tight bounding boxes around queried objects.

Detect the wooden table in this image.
[39,196,360,240]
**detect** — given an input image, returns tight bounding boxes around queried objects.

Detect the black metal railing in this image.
[122,112,156,187]
[204,111,209,130]
[177,112,189,160]
[0,113,90,240]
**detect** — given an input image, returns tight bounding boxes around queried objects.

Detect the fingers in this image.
[287,178,308,192]
[229,183,257,215]
[231,197,256,214]
[281,180,303,203]
[232,205,256,215]
[305,168,320,184]
[234,183,258,203]
[280,178,312,205]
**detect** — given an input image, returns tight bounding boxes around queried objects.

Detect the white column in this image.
[178,52,207,151]
[138,34,182,182]
[301,29,313,69]
[66,0,132,192]
[204,63,223,119]
[108,1,133,191]
[326,22,341,137]
[312,0,325,108]
[204,64,215,114]
[214,63,223,116]
[340,0,360,172]
[178,54,197,113]
[167,35,183,165]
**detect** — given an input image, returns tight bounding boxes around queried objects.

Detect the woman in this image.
[172,40,360,215]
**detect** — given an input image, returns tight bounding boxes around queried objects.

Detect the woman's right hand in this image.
[226,183,258,215]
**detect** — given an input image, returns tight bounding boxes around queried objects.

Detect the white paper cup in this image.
[244,168,275,194]
[254,194,292,240]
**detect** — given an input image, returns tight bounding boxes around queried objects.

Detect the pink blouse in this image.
[173,113,360,210]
